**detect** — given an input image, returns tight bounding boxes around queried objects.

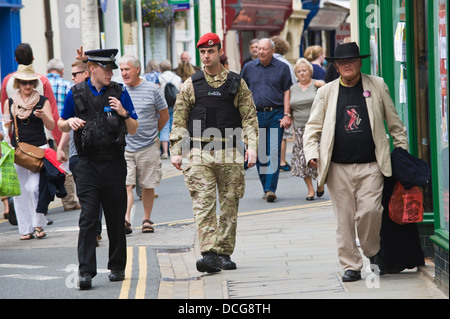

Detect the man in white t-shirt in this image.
[119,55,169,234]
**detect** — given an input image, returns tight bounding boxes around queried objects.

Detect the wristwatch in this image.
[121,111,130,120]
[284,113,291,118]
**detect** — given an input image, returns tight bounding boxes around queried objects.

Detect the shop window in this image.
[431,0,449,232]
[121,0,140,56]
[411,0,433,212]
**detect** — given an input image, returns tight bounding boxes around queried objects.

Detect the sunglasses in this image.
[335,58,360,66]
[18,80,36,86]
[72,71,85,77]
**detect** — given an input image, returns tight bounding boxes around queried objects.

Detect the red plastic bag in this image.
[389,181,424,225]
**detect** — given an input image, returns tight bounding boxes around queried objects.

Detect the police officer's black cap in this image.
[85,49,119,70]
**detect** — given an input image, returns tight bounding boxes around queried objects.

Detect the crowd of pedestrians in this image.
[1,34,420,290]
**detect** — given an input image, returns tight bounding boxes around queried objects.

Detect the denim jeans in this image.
[256,108,284,193]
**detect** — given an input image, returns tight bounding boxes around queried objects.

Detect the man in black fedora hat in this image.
[303,42,408,282]
[58,47,138,290]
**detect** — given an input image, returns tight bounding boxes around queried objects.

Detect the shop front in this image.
[0,0,22,80]
[224,0,293,66]
[357,0,449,295]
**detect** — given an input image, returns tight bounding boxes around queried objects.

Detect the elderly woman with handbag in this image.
[3,64,55,240]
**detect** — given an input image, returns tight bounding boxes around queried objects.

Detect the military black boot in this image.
[196,252,221,273]
[218,255,237,270]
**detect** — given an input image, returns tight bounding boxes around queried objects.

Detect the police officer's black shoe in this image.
[109,270,125,281]
[78,274,92,290]
[342,270,361,282]
[369,251,386,276]
[196,252,221,273]
[218,255,237,270]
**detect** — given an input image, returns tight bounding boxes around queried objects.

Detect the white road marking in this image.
[0,264,46,269]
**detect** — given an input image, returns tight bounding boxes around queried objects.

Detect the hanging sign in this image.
[168,0,190,11]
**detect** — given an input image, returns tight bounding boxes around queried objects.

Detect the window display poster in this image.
[439,9,447,86]
[394,22,406,62]
[439,8,448,144]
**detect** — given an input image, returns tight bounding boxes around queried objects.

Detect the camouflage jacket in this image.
[169,66,258,156]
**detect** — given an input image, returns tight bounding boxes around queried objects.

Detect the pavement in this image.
[1,148,448,300]
[150,158,449,300]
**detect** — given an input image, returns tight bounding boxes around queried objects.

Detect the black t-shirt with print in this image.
[331,78,376,164]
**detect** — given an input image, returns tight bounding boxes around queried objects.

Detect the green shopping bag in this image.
[0,141,21,197]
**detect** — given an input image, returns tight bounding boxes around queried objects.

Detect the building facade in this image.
[355,0,449,295]
[0,0,22,80]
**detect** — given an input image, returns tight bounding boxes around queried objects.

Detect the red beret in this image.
[196,33,221,48]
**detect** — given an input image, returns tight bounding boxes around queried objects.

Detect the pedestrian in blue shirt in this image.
[241,38,293,202]
[46,59,72,114]
[58,48,138,290]
[46,58,81,212]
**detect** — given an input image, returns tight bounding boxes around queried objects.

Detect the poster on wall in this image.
[57,0,83,81]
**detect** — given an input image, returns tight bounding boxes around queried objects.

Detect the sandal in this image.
[34,228,47,239]
[142,219,154,233]
[125,221,133,235]
[20,233,35,240]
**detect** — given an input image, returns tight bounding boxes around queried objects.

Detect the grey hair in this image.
[159,59,172,72]
[145,59,160,73]
[249,38,259,46]
[259,38,275,50]
[118,55,141,69]
[47,58,65,72]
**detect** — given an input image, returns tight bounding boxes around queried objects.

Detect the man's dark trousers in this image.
[75,156,127,277]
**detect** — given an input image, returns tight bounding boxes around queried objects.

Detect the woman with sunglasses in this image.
[3,64,55,240]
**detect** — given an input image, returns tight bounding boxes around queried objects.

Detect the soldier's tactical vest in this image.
[71,80,127,160]
[188,71,242,148]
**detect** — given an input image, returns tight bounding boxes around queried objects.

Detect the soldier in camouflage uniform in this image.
[170,33,259,273]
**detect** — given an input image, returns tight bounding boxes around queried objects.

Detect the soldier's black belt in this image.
[190,138,238,151]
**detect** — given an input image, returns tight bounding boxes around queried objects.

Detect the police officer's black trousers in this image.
[75,156,128,277]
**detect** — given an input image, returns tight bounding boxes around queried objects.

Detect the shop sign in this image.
[168,0,190,11]
[224,0,293,32]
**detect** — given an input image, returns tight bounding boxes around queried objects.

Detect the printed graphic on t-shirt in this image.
[344,105,363,133]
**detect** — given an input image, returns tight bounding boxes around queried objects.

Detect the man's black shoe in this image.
[196,252,221,273]
[78,274,92,290]
[369,251,386,276]
[218,255,237,270]
[109,270,125,281]
[342,270,361,282]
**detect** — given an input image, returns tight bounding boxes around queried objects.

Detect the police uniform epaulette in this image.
[110,81,125,92]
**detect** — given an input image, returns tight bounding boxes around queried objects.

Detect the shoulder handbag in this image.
[12,111,45,173]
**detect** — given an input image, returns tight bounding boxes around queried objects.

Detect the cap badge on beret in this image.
[196,32,221,48]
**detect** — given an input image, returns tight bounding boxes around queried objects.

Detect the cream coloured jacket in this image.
[303,73,408,187]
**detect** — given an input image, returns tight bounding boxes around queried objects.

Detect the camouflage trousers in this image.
[183,156,245,256]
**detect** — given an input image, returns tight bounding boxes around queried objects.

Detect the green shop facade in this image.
[356,0,448,294]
